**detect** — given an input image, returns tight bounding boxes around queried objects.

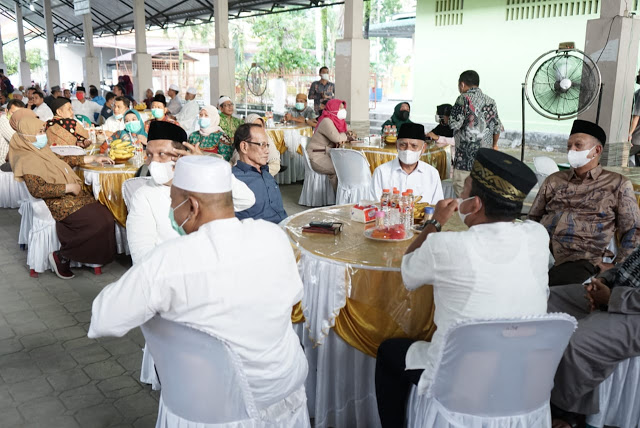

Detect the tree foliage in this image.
[4,47,44,76]
[250,11,318,75]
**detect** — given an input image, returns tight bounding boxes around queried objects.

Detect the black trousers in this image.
[548,260,597,287]
[375,338,424,428]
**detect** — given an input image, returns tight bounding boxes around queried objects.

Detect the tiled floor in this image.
[0,183,308,427]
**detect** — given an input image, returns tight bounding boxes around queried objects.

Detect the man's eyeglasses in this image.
[245,141,269,149]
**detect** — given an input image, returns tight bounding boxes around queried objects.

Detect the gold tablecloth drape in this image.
[284,205,467,357]
[348,144,449,180]
[266,125,313,154]
[292,301,305,324]
[77,164,137,227]
[603,166,640,206]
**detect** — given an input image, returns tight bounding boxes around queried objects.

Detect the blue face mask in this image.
[168,198,190,236]
[114,113,124,120]
[198,117,211,129]
[125,121,142,134]
[152,108,165,119]
[33,134,48,149]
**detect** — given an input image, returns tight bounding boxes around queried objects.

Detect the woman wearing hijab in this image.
[381,102,412,135]
[110,109,148,146]
[45,97,90,147]
[10,115,116,279]
[187,105,233,160]
[307,98,351,190]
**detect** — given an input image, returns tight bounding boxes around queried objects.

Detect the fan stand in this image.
[520,82,605,162]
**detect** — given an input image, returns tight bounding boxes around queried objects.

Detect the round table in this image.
[76,163,138,227]
[348,143,450,179]
[266,124,313,185]
[283,205,466,428]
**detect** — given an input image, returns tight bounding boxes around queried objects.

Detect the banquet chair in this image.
[586,356,640,428]
[330,148,372,205]
[298,136,336,207]
[122,177,152,210]
[142,316,311,428]
[0,170,24,209]
[533,156,560,186]
[406,313,577,428]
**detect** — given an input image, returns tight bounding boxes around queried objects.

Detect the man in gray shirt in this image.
[308,66,335,114]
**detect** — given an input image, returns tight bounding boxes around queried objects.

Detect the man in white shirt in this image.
[0,99,24,165]
[71,86,102,124]
[374,148,548,427]
[31,90,53,121]
[175,86,199,133]
[101,96,129,135]
[371,123,444,204]
[127,120,255,264]
[166,83,183,115]
[89,155,308,411]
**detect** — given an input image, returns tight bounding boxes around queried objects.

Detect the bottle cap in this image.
[424,207,435,214]
[407,189,414,194]
[393,189,400,194]
[382,188,390,193]
[402,192,408,196]
[375,211,385,218]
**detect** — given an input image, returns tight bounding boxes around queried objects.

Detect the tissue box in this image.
[351,204,378,223]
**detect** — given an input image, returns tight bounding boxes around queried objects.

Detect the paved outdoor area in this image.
[0,183,306,428]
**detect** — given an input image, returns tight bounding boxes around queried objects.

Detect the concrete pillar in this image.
[43,0,60,88]
[579,0,640,166]
[82,13,100,90]
[15,3,31,89]
[132,0,152,102]
[335,0,370,137]
[210,0,235,104]
[0,23,6,74]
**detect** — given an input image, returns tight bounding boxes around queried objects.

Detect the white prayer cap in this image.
[169,84,179,91]
[187,87,197,95]
[173,156,232,194]
[218,96,232,106]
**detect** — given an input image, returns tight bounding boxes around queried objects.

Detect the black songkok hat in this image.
[397,122,425,141]
[152,94,167,106]
[50,97,71,114]
[76,86,86,92]
[470,148,537,203]
[148,120,188,143]
[570,119,606,146]
[437,104,452,116]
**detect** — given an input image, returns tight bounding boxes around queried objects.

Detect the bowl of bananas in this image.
[134,103,147,112]
[108,139,135,163]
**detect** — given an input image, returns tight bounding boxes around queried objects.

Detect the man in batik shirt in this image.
[449,70,502,196]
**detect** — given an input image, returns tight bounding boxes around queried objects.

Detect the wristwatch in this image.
[424,219,442,232]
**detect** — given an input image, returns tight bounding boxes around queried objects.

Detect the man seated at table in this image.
[175,87,199,134]
[375,148,549,427]
[44,85,61,110]
[31,90,53,121]
[218,96,244,140]
[99,92,115,125]
[284,93,316,126]
[89,155,308,415]
[548,245,640,428]
[370,122,444,204]
[102,96,129,136]
[71,86,102,124]
[127,121,256,264]
[232,123,287,224]
[529,119,640,286]
[144,94,180,134]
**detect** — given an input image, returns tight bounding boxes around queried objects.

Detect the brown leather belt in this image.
[312,149,326,152]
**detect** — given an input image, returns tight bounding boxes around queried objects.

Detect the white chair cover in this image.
[0,170,23,208]
[441,179,456,199]
[298,137,335,207]
[50,145,87,156]
[586,356,640,428]
[122,177,152,210]
[17,182,33,246]
[142,316,310,428]
[533,156,560,186]
[114,223,129,255]
[330,149,372,205]
[406,314,577,428]
[25,198,60,273]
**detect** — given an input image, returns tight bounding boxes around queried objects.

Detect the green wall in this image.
[412,0,602,136]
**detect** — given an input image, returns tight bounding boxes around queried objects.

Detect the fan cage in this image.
[246,65,268,97]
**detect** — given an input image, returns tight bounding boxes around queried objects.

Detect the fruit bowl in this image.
[114,158,131,164]
[364,226,413,242]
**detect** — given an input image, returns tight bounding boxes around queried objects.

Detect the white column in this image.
[82,12,100,89]
[0,23,6,74]
[43,0,60,88]
[15,3,31,88]
[132,0,153,103]
[335,0,370,137]
[579,0,640,166]
[210,0,235,105]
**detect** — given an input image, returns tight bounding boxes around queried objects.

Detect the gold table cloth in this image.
[266,125,313,154]
[284,204,467,358]
[603,166,640,206]
[348,144,449,180]
[77,163,138,227]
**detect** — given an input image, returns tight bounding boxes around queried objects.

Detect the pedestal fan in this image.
[521,43,602,161]
[245,63,267,118]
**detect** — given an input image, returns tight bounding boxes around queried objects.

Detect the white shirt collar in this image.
[392,157,425,175]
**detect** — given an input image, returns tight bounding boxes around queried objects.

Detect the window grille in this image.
[505,0,600,21]
[435,0,464,26]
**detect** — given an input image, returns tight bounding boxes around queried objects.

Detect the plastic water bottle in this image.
[400,192,411,233]
[380,188,390,225]
[389,188,401,225]
[375,211,386,229]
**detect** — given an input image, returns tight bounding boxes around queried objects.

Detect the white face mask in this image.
[321,73,330,81]
[337,109,347,120]
[398,149,422,165]
[148,161,175,185]
[567,147,596,169]
[456,196,478,226]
